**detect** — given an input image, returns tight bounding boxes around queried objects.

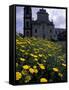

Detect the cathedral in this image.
[24,6,65,40]
[32,8,57,40]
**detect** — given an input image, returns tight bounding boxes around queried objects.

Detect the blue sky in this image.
[16,6,66,34]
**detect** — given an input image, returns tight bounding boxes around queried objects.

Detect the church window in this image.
[42,25,45,30]
[26,21,29,28]
[35,29,37,33]
[50,29,52,33]
[54,35,56,37]
[26,8,30,14]
[55,31,57,34]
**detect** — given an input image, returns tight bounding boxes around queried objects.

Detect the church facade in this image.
[24,6,65,40]
[32,9,57,40]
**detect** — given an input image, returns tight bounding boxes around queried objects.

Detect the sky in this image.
[16,6,66,34]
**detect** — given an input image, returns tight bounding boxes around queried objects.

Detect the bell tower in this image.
[24,6,32,37]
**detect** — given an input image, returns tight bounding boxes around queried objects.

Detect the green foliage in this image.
[16,36,67,84]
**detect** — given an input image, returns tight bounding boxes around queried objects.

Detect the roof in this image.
[37,8,48,15]
[32,20,54,26]
[55,28,66,31]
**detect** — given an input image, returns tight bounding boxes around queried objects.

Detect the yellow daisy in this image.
[20,49,25,53]
[34,55,38,58]
[58,73,63,77]
[33,65,37,69]
[29,68,34,74]
[16,72,22,80]
[25,75,31,83]
[30,53,38,58]
[23,65,30,70]
[39,54,43,57]
[20,58,25,61]
[53,67,59,72]
[27,41,31,44]
[39,64,45,70]
[40,78,48,83]
[62,63,66,67]
[30,53,34,57]
[34,68,38,73]
[34,58,38,61]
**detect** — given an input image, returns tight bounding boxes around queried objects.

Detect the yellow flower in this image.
[34,51,38,54]
[23,65,30,70]
[58,56,64,61]
[33,65,37,69]
[34,58,38,61]
[58,73,63,77]
[25,52,28,55]
[39,54,43,57]
[34,68,38,73]
[20,49,25,53]
[48,45,52,48]
[16,39,19,42]
[30,53,34,57]
[20,58,25,61]
[25,75,31,83]
[30,53,38,58]
[34,55,38,58]
[61,58,64,61]
[39,64,45,70]
[40,78,48,83]
[53,67,59,72]
[27,41,31,44]
[21,45,25,48]
[62,63,66,67]
[43,60,46,63]
[16,72,22,80]
[29,68,34,74]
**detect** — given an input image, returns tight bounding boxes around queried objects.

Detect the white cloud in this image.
[46,9,66,28]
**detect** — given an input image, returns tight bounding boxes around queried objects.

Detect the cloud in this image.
[32,8,40,20]
[46,9,66,28]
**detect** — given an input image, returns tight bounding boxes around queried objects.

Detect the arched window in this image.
[35,29,37,33]
[42,25,45,30]
[55,31,57,34]
[50,29,52,33]
[25,7,31,14]
[26,21,29,28]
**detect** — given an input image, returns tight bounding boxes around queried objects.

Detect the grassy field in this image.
[16,35,67,84]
